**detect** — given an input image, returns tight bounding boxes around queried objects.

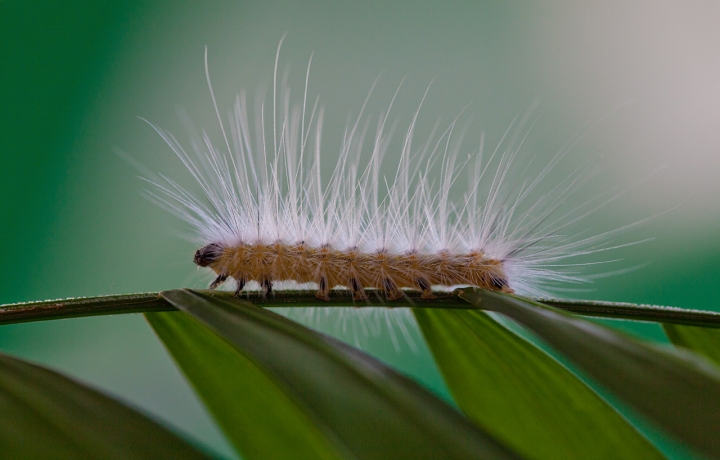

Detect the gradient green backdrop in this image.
[2,1,719,458]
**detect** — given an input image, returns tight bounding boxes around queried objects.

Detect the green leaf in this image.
[540,298,720,327]
[460,288,720,459]
[414,308,662,460]
[146,311,345,460]
[6,290,720,329]
[157,288,521,460]
[664,324,720,366]
[0,351,209,460]
[0,292,172,325]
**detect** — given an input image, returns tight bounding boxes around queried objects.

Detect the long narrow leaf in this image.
[0,352,209,460]
[664,324,720,366]
[541,298,720,328]
[0,293,171,325]
[159,288,521,460]
[146,311,345,460]
[460,288,720,459]
[4,290,720,328]
[414,308,662,459]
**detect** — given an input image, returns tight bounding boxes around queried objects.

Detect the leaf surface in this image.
[663,324,720,366]
[460,288,720,459]
[146,311,344,460]
[157,288,521,460]
[0,352,209,460]
[414,308,663,459]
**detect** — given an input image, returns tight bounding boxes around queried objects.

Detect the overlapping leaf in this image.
[460,288,720,459]
[147,311,344,460]
[0,352,209,460]
[414,308,662,459]
[154,288,520,460]
[664,324,720,367]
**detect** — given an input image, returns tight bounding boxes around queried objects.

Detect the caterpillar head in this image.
[194,243,225,267]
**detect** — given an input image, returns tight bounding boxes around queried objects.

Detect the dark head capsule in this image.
[194,243,225,267]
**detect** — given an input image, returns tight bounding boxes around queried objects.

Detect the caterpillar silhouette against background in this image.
[148,47,630,302]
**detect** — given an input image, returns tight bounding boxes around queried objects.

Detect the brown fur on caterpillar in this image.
[195,242,512,301]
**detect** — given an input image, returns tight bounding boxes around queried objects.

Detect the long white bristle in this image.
[144,46,641,299]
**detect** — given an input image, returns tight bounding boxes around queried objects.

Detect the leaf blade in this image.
[159,288,521,460]
[4,290,720,329]
[0,351,209,460]
[146,311,345,460]
[414,308,663,460]
[460,288,720,459]
[663,324,720,366]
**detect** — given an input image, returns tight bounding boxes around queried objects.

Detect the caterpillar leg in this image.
[489,276,514,293]
[234,277,246,297]
[315,275,330,301]
[262,277,273,298]
[209,273,228,289]
[383,278,403,301]
[416,277,436,300]
[350,277,367,301]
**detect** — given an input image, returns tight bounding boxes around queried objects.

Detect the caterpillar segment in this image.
[194,242,513,300]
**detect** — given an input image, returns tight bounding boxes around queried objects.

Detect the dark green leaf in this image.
[414,308,662,460]
[0,351,209,460]
[460,288,720,459]
[540,298,720,328]
[5,290,720,329]
[146,311,344,460]
[664,324,720,366]
[0,293,172,325]
[158,288,521,460]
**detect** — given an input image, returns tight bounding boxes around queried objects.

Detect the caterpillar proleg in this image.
[147,46,636,302]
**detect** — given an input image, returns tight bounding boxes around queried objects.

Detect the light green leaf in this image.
[0,351,209,460]
[664,324,720,367]
[158,288,521,460]
[146,311,345,460]
[414,308,663,460]
[460,288,720,459]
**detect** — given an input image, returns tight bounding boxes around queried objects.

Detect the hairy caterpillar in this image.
[147,46,631,302]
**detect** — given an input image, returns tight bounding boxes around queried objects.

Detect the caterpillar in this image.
[147,46,628,302]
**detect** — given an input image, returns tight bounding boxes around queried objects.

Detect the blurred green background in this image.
[1,1,719,457]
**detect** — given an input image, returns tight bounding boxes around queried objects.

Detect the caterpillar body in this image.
[148,47,625,302]
[194,241,510,301]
